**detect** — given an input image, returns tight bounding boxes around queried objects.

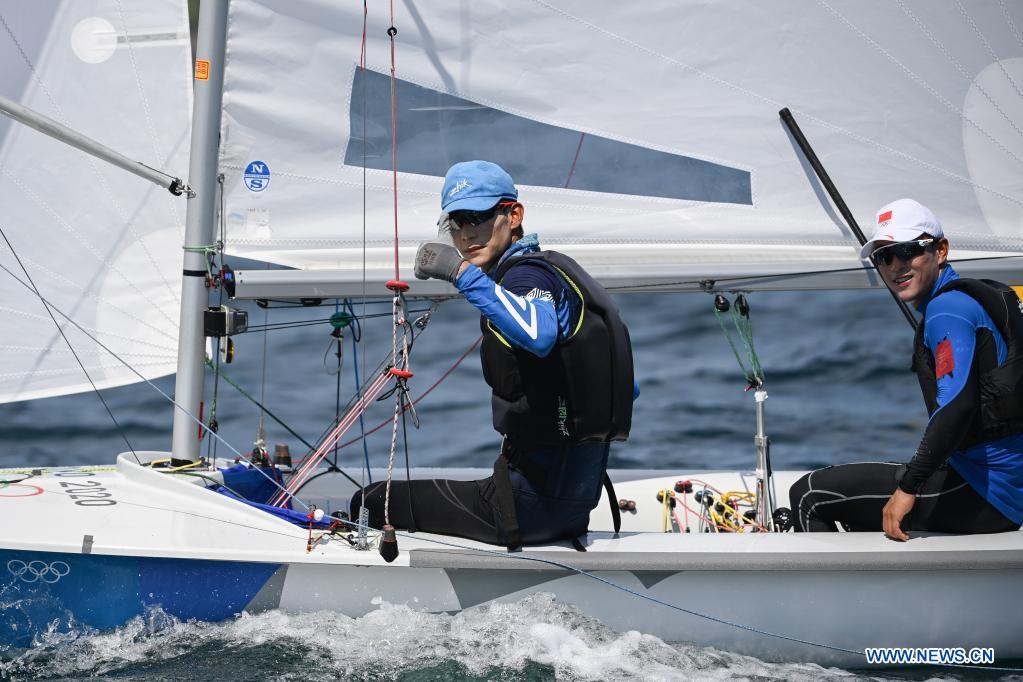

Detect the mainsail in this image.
[220,0,1023,297]
[0,1,192,403]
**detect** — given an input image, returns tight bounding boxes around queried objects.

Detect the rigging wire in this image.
[255,265,271,457]
[241,307,433,333]
[338,333,482,451]
[383,294,411,528]
[270,369,394,507]
[331,299,344,470]
[387,0,400,283]
[381,0,408,533]
[351,330,374,483]
[325,299,362,469]
[360,0,370,501]
[206,174,230,462]
[0,225,141,465]
[609,253,1023,293]
[198,358,361,490]
[400,386,418,531]
[290,304,434,470]
[0,259,304,507]
[268,308,441,508]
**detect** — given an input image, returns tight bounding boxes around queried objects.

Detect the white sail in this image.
[219,0,1023,296]
[0,1,192,403]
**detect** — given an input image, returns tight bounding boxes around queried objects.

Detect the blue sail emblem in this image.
[345,69,751,205]
[244,161,271,192]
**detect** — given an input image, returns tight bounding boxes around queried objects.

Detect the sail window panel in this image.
[346,69,751,205]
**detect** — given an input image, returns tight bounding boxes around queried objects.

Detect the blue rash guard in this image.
[906,264,1023,524]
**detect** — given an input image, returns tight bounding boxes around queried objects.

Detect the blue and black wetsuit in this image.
[353,235,635,546]
[790,264,1023,533]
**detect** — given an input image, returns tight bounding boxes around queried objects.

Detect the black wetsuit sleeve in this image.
[900,327,1004,496]
[899,357,980,493]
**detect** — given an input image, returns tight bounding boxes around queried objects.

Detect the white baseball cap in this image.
[859,198,944,259]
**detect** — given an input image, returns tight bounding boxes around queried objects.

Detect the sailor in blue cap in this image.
[352,161,636,548]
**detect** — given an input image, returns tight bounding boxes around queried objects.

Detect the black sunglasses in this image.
[450,201,515,229]
[871,238,934,266]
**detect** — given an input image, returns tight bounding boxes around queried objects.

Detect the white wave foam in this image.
[0,594,903,681]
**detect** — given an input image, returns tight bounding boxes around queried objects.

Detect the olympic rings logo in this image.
[6,559,71,584]
[0,483,43,497]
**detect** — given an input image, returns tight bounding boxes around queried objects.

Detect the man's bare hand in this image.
[882,488,915,541]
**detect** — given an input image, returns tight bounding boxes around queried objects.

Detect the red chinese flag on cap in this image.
[878,210,893,224]
[935,337,955,378]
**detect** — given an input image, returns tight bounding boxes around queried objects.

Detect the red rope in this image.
[337,335,483,450]
[270,370,392,507]
[388,0,400,280]
[288,334,482,475]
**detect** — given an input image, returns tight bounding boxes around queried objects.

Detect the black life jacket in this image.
[911,277,1023,448]
[479,250,633,448]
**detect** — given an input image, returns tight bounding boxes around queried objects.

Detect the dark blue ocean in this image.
[3,289,925,471]
[1,290,1011,681]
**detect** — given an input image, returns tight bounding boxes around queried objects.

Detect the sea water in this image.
[1,290,1016,680]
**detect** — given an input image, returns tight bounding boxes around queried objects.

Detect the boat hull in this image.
[0,548,280,647]
[3,547,1022,666]
[2,456,1022,667]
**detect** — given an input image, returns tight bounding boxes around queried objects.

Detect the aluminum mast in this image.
[170,0,229,464]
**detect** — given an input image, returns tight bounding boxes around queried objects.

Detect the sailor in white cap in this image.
[790,199,1023,539]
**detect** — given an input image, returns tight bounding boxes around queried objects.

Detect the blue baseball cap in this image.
[441,160,518,212]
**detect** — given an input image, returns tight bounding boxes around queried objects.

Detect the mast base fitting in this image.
[389,368,413,379]
[385,280,409,292]
[379,524,399,562]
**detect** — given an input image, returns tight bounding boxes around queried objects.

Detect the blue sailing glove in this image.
[414,241,465,283]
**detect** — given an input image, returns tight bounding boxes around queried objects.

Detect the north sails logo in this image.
[447,178,471,197]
